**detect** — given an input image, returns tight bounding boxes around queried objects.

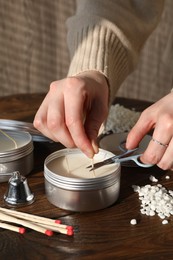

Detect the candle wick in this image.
[91,158,96,177]
[0,129,18,149]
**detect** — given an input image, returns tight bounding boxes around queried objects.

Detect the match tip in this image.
[55,220,61,224]
[67,229,74,236]
[45,230,53,236]
[19,227,26,234]
[66,226,73,231]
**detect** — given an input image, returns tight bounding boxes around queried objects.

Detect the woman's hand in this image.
[126,92,173,170]
[33,71,109,158]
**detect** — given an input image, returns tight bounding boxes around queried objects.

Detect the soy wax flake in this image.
[132,182,173,224]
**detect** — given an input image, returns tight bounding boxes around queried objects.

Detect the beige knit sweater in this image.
[0,0,164,100]
[67,0,164,103]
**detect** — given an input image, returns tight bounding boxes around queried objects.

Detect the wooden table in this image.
[0,93,173,260]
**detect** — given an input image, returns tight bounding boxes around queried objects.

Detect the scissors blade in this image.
[87,155,119,171]
[88,147,138,171]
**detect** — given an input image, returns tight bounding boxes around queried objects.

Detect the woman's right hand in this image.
[33,71,109,158]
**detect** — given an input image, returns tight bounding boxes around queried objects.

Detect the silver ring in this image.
[152,137,168,147]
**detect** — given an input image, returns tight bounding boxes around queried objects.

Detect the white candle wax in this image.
[47,151,119,179]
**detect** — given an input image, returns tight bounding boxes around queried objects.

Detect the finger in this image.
[33,93,55,140]
[140,114,173,165]
[126,109,155,150]
[157,137,173,170]
[84,103,108,154]
[34,91,75,147]
[46,95,75,148]
[150,113,172,147]
[64,86,94,158]
[140,137,168,165]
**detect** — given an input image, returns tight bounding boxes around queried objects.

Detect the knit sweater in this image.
[67,0,164,103]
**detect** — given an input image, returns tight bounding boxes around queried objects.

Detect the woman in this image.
[34,0,173,170]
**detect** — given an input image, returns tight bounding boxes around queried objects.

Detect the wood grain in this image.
[0,94,173,259]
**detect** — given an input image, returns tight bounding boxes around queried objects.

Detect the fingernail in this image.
[84,149,94,159]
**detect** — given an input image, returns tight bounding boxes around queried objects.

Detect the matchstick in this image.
[0,207,61,226]
[37,222,74,236]
[0,212,53,236]
[0,207,73,232]
[0,222,25,234]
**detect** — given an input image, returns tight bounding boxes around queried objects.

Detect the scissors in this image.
[87,142,153,171]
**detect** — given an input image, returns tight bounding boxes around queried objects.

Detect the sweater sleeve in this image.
[66,0,164,103]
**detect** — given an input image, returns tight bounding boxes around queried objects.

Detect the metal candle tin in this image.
[0,130,34,182]
[44,148,121,212]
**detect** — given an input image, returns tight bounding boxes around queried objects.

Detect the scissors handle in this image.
[116,154,153,168]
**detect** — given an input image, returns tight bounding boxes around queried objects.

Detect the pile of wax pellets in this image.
[132,175,173,225]
[104,104,141,134]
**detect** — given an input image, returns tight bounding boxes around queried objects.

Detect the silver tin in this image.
[44,148,121,212]
[0,130,34,182]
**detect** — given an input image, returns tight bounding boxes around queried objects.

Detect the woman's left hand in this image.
[126,92,173,170]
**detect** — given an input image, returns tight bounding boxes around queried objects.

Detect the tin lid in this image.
[44,148,121,191]
[0,119,51,142]
[0,130,34,162]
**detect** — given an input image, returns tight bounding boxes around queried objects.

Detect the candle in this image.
[47,151,119,179]
[44,148,121,212]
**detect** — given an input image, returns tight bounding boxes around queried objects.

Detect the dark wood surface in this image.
[0,93,173,260]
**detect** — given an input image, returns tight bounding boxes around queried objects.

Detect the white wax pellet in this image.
[140,209,146,214]
[158,214,165,219]
[104,104,141,133]
[142,200,147,205]
[160,199,165,205]
[149,210,155,216]
[150,205,156,211]
[164,213,170,218]
[149,175,158,182]
[132,185,140,192]
[146,184,152,188]
[166,203,171,208]
[163,195,170,200]
[162,219,168,225]
[134,181,173,224]
[130,219,137,225]
[146,211,150,216]
[150,200,157,205]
